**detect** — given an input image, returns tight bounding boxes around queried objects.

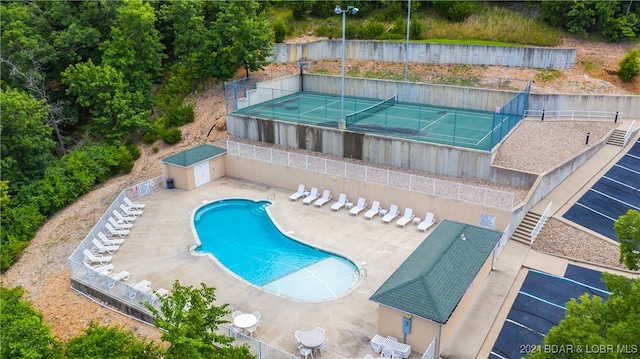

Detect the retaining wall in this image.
[271,40,576,69]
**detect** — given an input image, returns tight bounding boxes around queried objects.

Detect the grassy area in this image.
[267,3,564,47]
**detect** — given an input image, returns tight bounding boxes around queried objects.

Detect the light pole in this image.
[334,5,358,129]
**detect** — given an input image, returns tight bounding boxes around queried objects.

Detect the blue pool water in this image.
[193,198,359,301]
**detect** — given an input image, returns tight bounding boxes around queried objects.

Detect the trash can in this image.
[166,178,174,189]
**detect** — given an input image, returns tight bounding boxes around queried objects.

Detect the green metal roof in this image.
[370,219,502,324]
[162,144,226,168]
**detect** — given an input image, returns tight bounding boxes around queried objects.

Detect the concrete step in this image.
[607,130,626,146]
[510,211,543,246]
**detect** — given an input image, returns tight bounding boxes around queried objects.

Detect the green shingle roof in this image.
[162,144,226,167]
[370,220,501,324]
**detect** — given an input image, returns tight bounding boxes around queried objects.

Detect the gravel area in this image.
[1,38,636,345]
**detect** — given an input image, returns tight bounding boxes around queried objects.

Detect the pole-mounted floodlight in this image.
[335,5,358,129]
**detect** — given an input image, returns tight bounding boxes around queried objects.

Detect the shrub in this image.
[359,22,386,39]
[619,49,640,82]
[125,144,141,160]
[410,19,423,40]
[161,128,182,145]
[273,20,286,43]
[166,105,194,127]
[116,146,135,174]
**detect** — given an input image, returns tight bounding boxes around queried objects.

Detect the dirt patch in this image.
[1,37,636,343]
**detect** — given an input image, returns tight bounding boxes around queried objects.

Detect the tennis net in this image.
[345,94,397,126]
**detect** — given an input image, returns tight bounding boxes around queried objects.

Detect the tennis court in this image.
[489,265,610,359]
[563,139,640,241]
[232,92,511,151]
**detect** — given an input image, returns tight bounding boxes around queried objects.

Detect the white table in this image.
[300,328,325,349]
[233,313,258,330]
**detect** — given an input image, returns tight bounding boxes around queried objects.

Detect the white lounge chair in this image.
[113,209,136,223]
[106,223,130,238]
[330,193,348,211]
[417,212,437,232]
[396,208,415,227]
[124,196,146,209]
[302,187,319,205]
[103,270,131,288]
[289,184,307,201]
[314,190,332,207]
[148,287,169,305]
[381,204,400,223]
[120,204,142,216]
[92,238,119,254]
[125,279,152,300]
[98,232,124,245]
[83,248,112,265]
[350,197,368,216]
[364,201,382,219]
[84,262,114,278]
[108,216,133,230]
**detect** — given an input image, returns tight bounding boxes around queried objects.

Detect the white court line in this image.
[420,113,449,131]
[602,175,639,191]
[614,163,640,176]
[574,202,618,221]
[299,100,341,116]
[518,291,566,310]
[588,188,640,211]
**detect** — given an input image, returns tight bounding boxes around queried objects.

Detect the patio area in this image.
[106,177,432,358]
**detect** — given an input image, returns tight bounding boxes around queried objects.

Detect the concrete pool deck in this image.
[107,177,557,359]
[112,178,436,358]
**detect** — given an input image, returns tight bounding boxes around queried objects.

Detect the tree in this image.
[61,59,149,143]
[145,280,255,359]
[64,322,163,359]
[0,88,56,192]
[618,49,640,82]
[100,0,165,106]
[527,273,640,359]
[528,273,640,359]
[615,209,640,270]
[0,286,61,359]
[207,1,273,80]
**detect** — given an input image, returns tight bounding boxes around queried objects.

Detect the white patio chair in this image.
[295,330,303,345]
[381,347,395,358]
[232,310,242,319]
[364,355,375,359]
[298,345,313,359]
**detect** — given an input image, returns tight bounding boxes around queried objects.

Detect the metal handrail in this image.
[524,110,623,122]
[624,120,636,146]
[530,202,552,247]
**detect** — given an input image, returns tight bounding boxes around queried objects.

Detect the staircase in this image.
[510,212,542,246]
[606,129,626,146]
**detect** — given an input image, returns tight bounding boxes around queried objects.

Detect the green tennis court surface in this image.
[232,92,504,151]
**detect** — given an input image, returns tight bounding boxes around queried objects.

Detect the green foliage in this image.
[125,144,142,161]
[161,128,183,145]
[100,0,166,104]
[61,60,150,143]
[166,105,195,127]
[435,1,475,22]
[541,0,639,42]
[618,49,640,82]
[356,22,386,39]
[0,88,56,193]
[145,281,255,359]
[410,19,423,40]
[64,321,163,359]
[527,273,640,359]
[273,20,287,43]
[535,69,563,82]
[615,209,640,270]
[117,146,135,174]
[0,286,61,359]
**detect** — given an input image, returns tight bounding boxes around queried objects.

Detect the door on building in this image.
[194,161,211,188]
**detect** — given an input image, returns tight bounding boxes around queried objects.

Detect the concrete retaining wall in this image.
[272,40,576,69]
[243,75,639,118]
[529,93,640,119]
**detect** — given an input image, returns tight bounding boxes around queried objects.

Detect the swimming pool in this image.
[192,198,359,301]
